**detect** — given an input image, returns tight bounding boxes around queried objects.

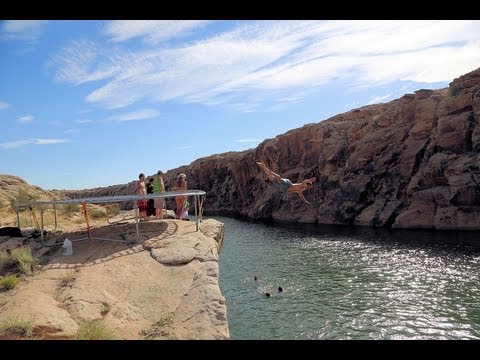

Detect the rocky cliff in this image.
[62,68,480,231]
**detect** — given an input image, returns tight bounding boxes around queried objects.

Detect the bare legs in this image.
[256,161,282,182]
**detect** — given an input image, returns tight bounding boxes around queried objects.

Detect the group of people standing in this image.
[135,171,189,221]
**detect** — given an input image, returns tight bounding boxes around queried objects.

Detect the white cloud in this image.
[235,139,261,143]
[34,138,67,145]
[17,114,34,123]
[0,138,67,149]
[106,109,159,122]
[51,20,480,112]
[75,119,94,124]
[175,145,193,150]
[64,129,79,134]
[1,20,47,42]
[0,101,10,110]
[104,20,211,44]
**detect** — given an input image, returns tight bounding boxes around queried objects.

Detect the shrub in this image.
[73,320,116,340]
[88,209,106,220]
[106,204,121,217]
[9,189,38,212]
[10,246,36,275]
[60,271,76,287]
[0,250,15,272]
[0,274,20,290]
[62,203,79,218]
[0,317,34,338]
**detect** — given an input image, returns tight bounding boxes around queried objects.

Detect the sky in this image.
[1,20,480,190]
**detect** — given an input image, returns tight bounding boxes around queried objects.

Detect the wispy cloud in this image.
[64,129,79,134]
[34,138,67,145]
[50,20,480,112]
[75,119,94,124]
[367,93,394,105]
[104,20,212,44]
[106,109,159,122]
[48,40,120,85]
[1,20,47,42]
[175,145,193,150]
[0,101,10,110]
[48,120,64,127]
[235,139,261,143]
[0,138,67,149]
[17,114,34,123]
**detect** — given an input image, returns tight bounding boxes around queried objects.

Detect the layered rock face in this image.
[63,68,480,230]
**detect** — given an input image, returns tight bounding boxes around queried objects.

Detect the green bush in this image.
[73,320,116,340]
[0,275,20,290]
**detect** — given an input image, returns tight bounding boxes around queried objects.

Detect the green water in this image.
[216,216,480,340]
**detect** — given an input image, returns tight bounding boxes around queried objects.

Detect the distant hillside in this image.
[0,175,63,208]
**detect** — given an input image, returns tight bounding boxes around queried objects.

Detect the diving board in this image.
[16,190,206,247]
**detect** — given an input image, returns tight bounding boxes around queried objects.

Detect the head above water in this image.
[139,173,145,180]
[278,286,283,292]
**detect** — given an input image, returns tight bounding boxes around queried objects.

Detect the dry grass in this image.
[73,320,116,340]
[59,270,76,287]
[10,246,36,275]
[0,317,34,338]
[139,312,174,339]
[0,250,15,272]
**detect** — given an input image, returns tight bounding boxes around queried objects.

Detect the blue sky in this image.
[1,20,480,190]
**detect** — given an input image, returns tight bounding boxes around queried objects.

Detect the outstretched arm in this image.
[297,191,310,205]
[256,161,281,181]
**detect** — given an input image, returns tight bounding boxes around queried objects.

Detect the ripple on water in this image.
[217,216,480,340]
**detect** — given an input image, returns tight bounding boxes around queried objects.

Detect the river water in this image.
[215,216,480,340]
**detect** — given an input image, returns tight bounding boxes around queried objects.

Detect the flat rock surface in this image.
[0,218,229,340]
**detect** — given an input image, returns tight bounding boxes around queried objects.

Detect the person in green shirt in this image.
[153,170,166,219]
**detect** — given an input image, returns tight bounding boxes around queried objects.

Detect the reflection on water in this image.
[216,216,480,340]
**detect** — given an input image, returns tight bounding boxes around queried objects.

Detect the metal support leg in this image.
[134,203,139,243]
[16,202,20,228]
[40,204,45,246]
[194,195,198,231]
[54,204,57,230]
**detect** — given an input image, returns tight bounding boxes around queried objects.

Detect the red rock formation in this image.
[63,67,480,230]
